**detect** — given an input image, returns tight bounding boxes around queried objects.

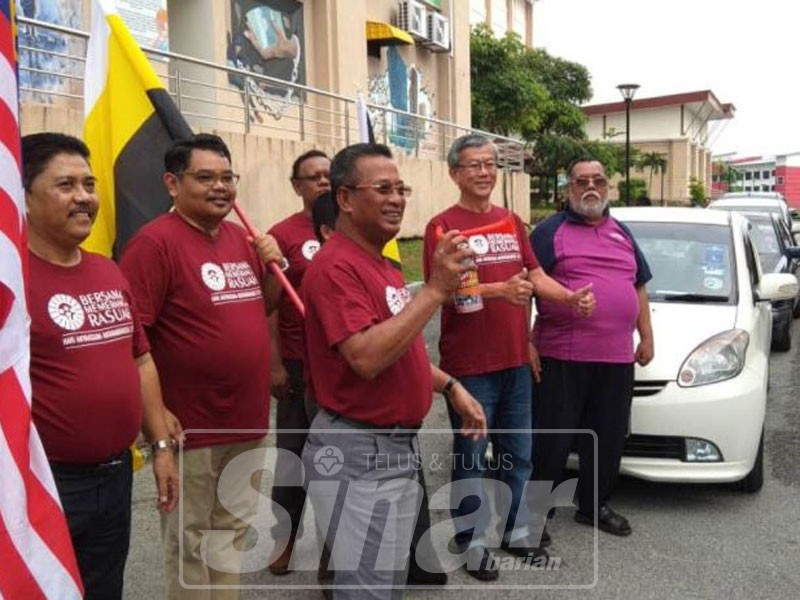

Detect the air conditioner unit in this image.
[397,0,428,41]
[424,12,450,52]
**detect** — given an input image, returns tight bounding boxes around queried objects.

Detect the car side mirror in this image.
[755,273,799,302]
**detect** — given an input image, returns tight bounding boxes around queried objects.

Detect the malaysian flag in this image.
[0,1,82,597]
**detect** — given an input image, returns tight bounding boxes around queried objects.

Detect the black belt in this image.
[323,409,422,434]
[50,449,130,474]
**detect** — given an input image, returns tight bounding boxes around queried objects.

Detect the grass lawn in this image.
[398,238,424,283]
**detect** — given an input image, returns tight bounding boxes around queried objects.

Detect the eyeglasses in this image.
[571,177,608,189]
[345,183,413,197]
[294,173,330,183]
[456,161,497,173]
[180,171,240,187]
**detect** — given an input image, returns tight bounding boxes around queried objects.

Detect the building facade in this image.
[712,153,800,207]
[583,90,734,204]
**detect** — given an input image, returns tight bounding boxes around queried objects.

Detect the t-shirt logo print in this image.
[302,239,321,261]
[468,234,490,255]
[47,294,85,331]
[385,285,412,316]
[201,263,227,291]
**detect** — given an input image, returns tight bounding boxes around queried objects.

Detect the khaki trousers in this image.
[161,437,267,600]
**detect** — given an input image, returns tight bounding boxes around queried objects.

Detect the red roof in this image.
[583,90,735,120]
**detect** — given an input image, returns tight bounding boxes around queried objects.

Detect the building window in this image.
[763,170,770,179]
[762,185,769,192]
[470,0,487,26]
[771,185,775,191]
[772,169,776,177]
[754,171,761,180]
[777,176,785,185]
[745,172,752,180]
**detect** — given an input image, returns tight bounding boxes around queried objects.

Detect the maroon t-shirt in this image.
[423,205,539,377]
[303,233,432,427]
[269,212,319,360]
[28,251,146,463]
[119,212,271,449]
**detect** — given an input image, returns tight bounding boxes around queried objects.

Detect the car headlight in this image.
[677,329,749,387]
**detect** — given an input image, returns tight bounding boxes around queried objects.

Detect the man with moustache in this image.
[22,132,177,598]
[423,134,596,581]
[120,133,285,599]
[266,149,330,574]
[301,143,487,597]
[528,158,654,539]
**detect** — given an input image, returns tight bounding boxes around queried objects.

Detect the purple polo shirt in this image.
[529,207,651,363]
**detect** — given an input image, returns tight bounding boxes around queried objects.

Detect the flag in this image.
[0,2,83,597]
[356,93,402,270]
[82,0,192,257]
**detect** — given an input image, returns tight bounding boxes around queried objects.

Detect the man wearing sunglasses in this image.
[265,149,331,575]
[423,134,596,581]
[528,158,654,541]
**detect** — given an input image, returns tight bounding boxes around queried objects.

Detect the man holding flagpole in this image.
[423,134,596,580]
[120,133,286,599]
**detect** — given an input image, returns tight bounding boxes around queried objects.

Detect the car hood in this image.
[637,303,738,381]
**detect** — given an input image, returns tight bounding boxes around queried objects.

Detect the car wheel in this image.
[737,430,764,493]
[772,322,791,352]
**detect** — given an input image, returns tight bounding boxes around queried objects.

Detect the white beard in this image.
[571,193,609,220]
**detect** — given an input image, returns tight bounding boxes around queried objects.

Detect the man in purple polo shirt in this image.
[529,158,654,538]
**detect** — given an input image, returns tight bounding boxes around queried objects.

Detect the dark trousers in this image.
[50,449,133,600]
[532,358,633,516]
[272,358,311,538]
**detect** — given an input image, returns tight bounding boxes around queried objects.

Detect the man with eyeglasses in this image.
[120,133,286,599]
[528,158,653,540]
[301,142,487,597]
[423,134,596,581]
[264,149,331,575]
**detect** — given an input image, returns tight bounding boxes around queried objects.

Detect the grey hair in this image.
[446,134,498,169]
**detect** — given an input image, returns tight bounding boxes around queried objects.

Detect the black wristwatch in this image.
[442,376,459,400]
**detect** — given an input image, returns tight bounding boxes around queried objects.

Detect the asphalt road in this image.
[124,312,800,599]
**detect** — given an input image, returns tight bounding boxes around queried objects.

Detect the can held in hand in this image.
[454,245,483,313]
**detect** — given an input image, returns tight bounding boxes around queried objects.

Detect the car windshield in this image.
[625,222,736,304]
[745,214,782,272]
[712,204,782,219]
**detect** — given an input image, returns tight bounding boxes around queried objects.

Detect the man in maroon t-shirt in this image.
[22,133,178,599]
[266,149,330,574]
[302,143,487,597]
[119,134,285,599]
[423,134,595,580]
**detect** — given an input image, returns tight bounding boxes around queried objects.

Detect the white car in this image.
[709,195,800,235]
[611,207,798,492]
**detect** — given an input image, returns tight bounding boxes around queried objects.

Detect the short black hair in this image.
[566,156,604,179]
[329,143,393,215]
[21,133,90,191]
[291,149,329,180]
[311,191,336,243]
[164,133,231,174]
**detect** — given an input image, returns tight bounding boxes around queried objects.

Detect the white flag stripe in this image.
[0,234,24,374]
[0,424,81,598]
[84,1,110,116]
[0,49,18,121]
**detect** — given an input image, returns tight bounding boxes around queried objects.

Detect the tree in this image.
[689,177,708,207]
[636,152,668,205]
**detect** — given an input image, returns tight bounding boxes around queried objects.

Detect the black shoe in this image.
[464,546,500,581]
[574,505,632,537]
[406,562,448,586]
[499,537,549,560]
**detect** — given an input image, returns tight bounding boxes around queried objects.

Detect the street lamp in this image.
[617,83,640,205]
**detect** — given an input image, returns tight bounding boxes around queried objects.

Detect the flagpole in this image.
[232,202,305,317]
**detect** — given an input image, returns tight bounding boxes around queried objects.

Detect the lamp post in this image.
[617,83,640,205]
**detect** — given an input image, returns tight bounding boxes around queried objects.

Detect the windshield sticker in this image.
[704,276,724,291]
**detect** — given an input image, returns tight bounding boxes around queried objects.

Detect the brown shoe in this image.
[268,535,296,575]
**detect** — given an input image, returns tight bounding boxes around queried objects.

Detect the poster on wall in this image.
[226,0,305,122]
[114,0,169,52]
[16,0,84,102]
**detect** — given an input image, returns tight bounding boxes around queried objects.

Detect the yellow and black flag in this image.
[82,0,192,257]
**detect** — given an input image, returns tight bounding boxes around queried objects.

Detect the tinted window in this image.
[625,222,736,304]
[746,214,781,272]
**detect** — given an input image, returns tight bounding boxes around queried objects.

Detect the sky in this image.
[532,0,800,158]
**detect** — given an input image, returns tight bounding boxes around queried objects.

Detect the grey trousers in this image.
[302,409,422,600]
